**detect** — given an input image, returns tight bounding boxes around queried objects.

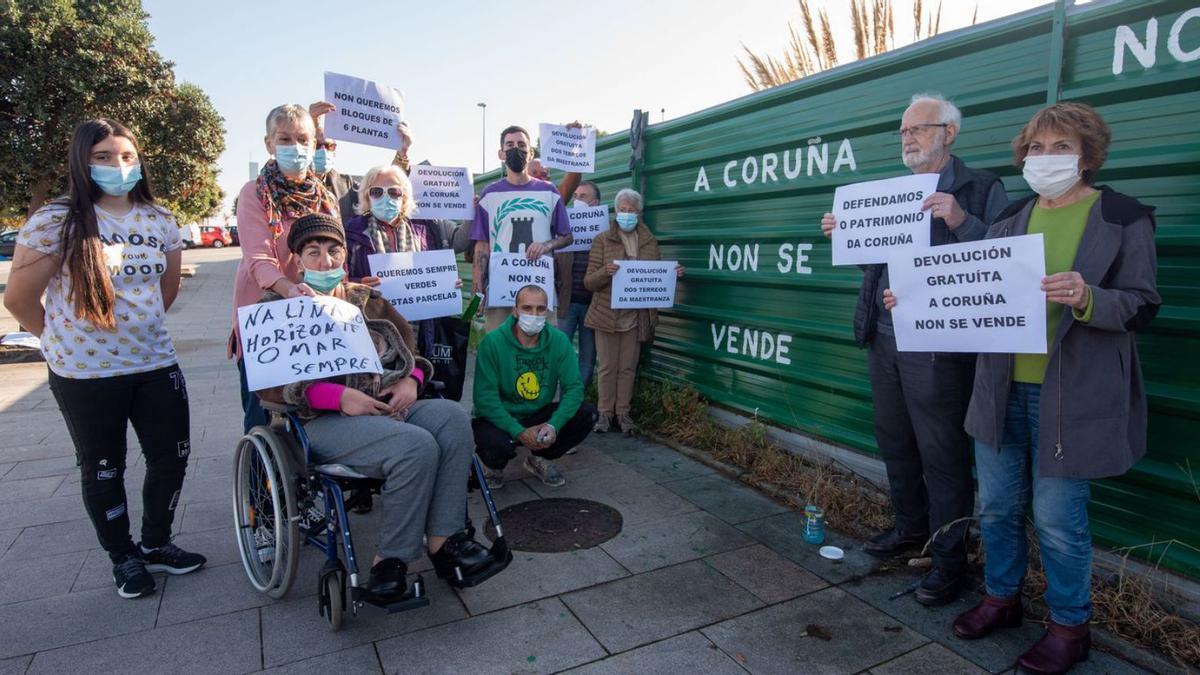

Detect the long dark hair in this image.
[56,119,159,330]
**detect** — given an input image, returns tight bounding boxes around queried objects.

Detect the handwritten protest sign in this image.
[538,123,596,173]
[612,260,678,309]
[562,204,609,253]
[831,173,938,266]
[487,253,556,309]
[410,165,474,220]
[889,234,1047,353]
[323,72,405,150]
[238,296,383,391]
[369,249,463,321]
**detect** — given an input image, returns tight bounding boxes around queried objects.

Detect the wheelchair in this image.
[232,399,511,630]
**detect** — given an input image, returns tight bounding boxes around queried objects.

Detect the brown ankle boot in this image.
[952,594,1022,639]
[1016,621,1090,675]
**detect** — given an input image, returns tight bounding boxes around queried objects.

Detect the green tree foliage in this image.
[0,0,225,224]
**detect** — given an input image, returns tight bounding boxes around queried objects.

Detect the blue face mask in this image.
[90,164,142,196]
[275,144,313,175]
[370,195,402,223]
[313,148,334,174]
[303,267,345,293]
[616,212,638,231]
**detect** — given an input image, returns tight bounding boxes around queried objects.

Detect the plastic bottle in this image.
[803,505,826,545]
[462,292,484,321]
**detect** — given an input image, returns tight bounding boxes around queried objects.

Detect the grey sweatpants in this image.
[303,399,474,562]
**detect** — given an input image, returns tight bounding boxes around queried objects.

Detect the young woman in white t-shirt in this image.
[4,119,206,599]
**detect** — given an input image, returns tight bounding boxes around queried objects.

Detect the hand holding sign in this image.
[831,173,939,265]
[538,123,596,173]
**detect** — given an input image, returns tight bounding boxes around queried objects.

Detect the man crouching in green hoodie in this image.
[473,285,598,489]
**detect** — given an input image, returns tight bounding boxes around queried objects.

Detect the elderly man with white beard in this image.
[820,93,1008,606]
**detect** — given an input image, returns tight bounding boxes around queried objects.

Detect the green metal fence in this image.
[472,0,1200,577]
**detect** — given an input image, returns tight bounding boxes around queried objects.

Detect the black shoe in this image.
[915,566,964,606]
[429,528,493,580]
[366,558,409,600]
[113,554,156,599]
[139,542,206,575]
[863,528,928,558]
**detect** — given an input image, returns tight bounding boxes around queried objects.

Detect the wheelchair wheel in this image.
[321,570,345,631]
[232,426,300,599]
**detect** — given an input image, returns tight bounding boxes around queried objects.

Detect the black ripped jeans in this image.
[48,364,191,562]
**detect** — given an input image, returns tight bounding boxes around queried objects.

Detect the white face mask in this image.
[517,312,546,336]
[1023,154,1081,199]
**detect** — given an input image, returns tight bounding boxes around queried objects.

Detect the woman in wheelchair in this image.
[255,213,497,601]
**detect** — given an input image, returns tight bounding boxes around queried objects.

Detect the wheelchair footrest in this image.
[441,538,514,589]
[352,574,431,613]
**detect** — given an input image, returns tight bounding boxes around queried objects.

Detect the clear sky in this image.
[142,0,1048,221]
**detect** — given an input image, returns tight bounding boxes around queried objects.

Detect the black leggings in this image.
[473,402,597,470]
[48,364,191,562]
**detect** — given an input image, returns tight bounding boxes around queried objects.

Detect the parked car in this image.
[199,225,233,248]
[227,224,240,246]
[0,230,16,258]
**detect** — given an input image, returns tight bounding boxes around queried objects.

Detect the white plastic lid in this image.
[819,545,845,560]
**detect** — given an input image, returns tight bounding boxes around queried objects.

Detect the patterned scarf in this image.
[366,216,424,254]
[254,159,338,238]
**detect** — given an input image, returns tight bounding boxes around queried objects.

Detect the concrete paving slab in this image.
[586,433,717,483]
[0,475,64,503]
[705,544,829,604]
[869,642,988,674]
[375,598,606,674]
[701,586,928,675]
[156,561,279,627]
[562,559,764,653]
[662,472,793,524]
[2,518,102,561]
[178,499,233,533]
[564,631,746,675]
[0,463,13,480]
[26,608,261,675]
[0,550,85,606]
[523,462,699,527]
[455,546,629,616]
[0,655,31,675]
[599,510,755,574]
[0,586,160,660]
[737,511,881,584]
[0,443,76,465]
[261,644,381,674]
[6,494,87,529]
[0,528,18,557]
[259,574,467,668]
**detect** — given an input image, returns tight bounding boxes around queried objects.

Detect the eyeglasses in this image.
[368,186,404,199]
[896,123,949,138]
[316,140,337,151]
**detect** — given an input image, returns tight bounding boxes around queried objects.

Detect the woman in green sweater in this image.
[472,285,597,489]
[889,102,1160,674]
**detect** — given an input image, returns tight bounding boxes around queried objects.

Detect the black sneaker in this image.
[113,554,155,599]
[139,542,207,575]
[863,528,929,558]
[915,566,964,606]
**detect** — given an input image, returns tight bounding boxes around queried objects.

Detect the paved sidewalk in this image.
[0,249,1152,673]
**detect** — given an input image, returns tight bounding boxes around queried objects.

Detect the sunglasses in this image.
[316,140,337,151]
[368,186,404,199]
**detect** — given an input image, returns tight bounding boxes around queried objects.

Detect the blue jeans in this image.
[974,383,1092,626]
[558,302,596,390]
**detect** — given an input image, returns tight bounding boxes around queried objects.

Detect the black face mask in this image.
[505,147,528,173]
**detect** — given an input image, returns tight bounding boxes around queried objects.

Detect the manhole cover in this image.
[486,498,623,553]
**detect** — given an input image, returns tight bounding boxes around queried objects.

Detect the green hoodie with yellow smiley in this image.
[472,314,583,438]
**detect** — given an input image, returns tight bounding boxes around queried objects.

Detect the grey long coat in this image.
[963,187,1160,479]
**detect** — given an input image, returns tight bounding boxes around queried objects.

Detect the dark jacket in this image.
[854,155,1006,345]
[322,171,358,225]
[964,187,1160,479]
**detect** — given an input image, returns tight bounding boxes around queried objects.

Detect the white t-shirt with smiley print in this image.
[18,202,183,379]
